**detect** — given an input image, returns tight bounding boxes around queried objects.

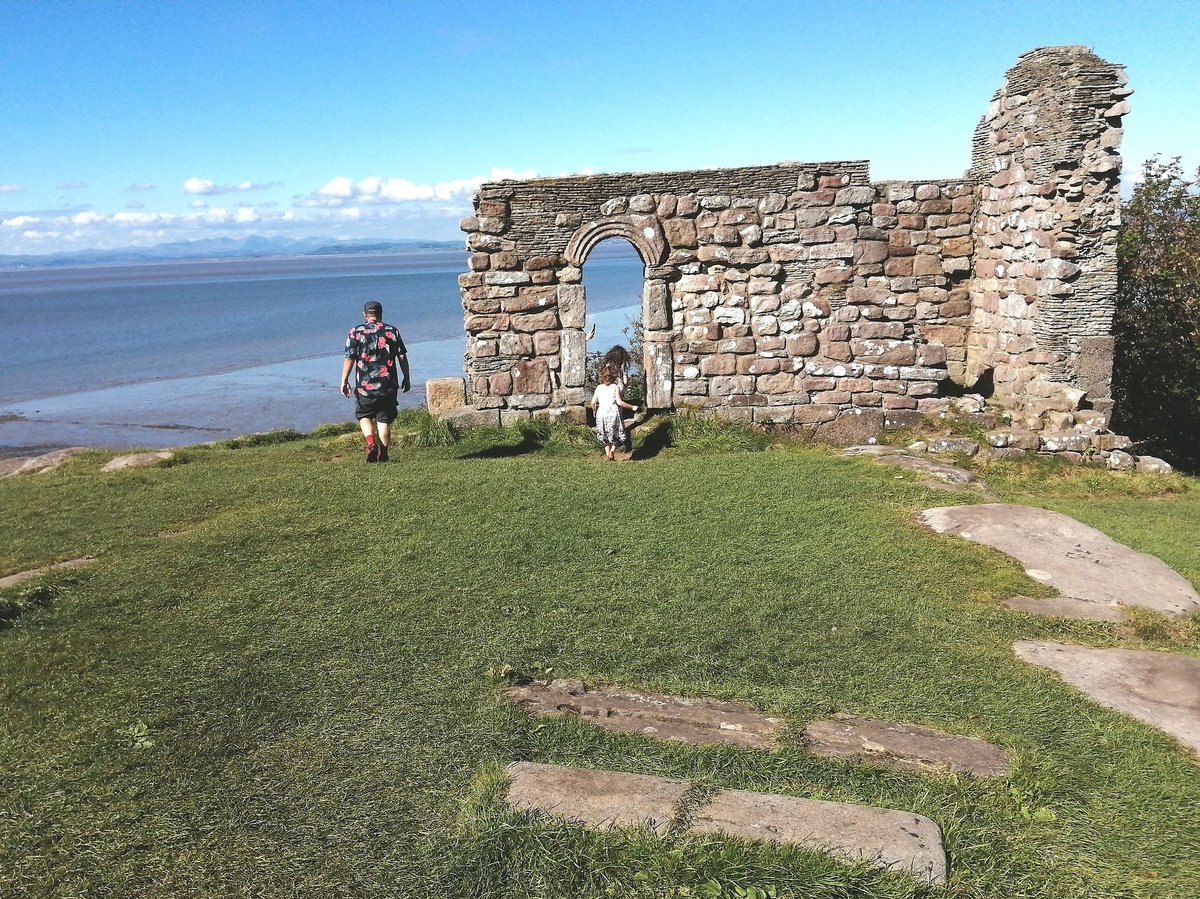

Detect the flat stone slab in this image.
[505,762,947,884]
[0,457,33,478]
[1003,595,1125,623]
[3,447,89,477]
[802,715,1008,777]
[1015,641,1200,754]
[506,761,687,835]
[843,446,981,486]
[920,504,1200,619]
[102,450,175,472]
[506,679,782,750]
[0,557,94,590]
[692,788,946,885]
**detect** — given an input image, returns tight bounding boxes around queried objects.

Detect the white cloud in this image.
[0,183,24,193]
[57,181,88,190]
[0,165,551,254]
[317,176,355,199]
[112,211,172,225]
[301,167,538,208]
[184,177,277,195]
[127,182,156,191]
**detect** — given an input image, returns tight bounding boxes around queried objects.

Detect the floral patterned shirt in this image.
[345,320,407,397]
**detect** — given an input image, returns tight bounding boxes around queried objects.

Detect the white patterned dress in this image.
[592,383,627,447]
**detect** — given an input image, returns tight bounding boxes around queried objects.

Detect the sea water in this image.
[0,245,645,453]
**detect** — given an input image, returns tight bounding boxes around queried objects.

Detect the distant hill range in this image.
[0,236,463,270]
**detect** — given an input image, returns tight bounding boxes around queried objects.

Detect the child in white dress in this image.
[590,365,638,461]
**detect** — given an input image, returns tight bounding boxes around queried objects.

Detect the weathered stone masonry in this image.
[452,46,1129,439]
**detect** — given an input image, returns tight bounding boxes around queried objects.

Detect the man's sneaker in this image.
[377,444,389,463]
[366,444,379,463]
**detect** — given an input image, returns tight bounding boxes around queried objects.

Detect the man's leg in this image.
[359,416,380,462]
[375,393,398,462]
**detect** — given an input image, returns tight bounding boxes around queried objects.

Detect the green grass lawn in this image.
[2,420,1198,898]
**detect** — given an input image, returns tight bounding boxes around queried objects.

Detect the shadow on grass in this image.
[631,417,672,460]
[459,429,550,459]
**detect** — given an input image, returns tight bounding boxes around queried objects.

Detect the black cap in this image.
[363,300,383,315]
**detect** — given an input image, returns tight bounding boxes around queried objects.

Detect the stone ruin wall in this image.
[452,46,1130,439]
[967,46,1131,418]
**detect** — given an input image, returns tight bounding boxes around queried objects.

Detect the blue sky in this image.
[2,0,1197,256]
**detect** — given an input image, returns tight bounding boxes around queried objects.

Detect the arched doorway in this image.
[564,217,674,410]
[579,237,645,400]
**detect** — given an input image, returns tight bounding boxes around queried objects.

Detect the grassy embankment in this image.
[2,414,1198,899]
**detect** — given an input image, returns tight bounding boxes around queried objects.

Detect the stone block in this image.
[425,378,466,417]
[506,762,687,835]
[1135,455,1174,474]
[700,354,737,376]
[1040,431,1091,453]
[510,309,559,333]
[534,406,588,426]
[803,716,1007,776]
[499,332,533,356]
[646,341,674,408]
[501,289,558,314]
[533,331,561,355]
[507,681,783,750]
[444,406,501,430]
[834,186,877,206]
[786,333,819,357]
[812,409,885,443]
[710,376,755,396]
[558,284,586,328]
[561,329,586,388]
[485,270,530,286]
[512,359,551,395]
[690,789,946,884]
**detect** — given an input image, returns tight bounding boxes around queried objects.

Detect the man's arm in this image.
[340,356,354,397]
[398,353,411,393]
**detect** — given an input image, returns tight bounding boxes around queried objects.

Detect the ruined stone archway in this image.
[455,47,1129,440]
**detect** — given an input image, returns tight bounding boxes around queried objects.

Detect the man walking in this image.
[341,300,410,462]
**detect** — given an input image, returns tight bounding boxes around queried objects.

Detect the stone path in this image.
[508,680,1009,776]
[505,680,783,750]
[920,504,1200,621]
[1015,641,1200,754]
[802,715,1009,776]
[506,762,947,884]
[0,557,94,590]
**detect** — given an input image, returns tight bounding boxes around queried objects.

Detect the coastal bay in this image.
[0,247,643,454]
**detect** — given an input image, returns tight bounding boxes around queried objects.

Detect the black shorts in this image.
[354,392,399,423]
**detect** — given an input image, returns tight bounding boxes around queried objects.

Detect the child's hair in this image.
[601,345,632,371]
[598,365,618,385]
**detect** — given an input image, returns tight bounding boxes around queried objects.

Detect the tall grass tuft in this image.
[402,411,460,447]
[667,409,768,454]
[219,429,304,449]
